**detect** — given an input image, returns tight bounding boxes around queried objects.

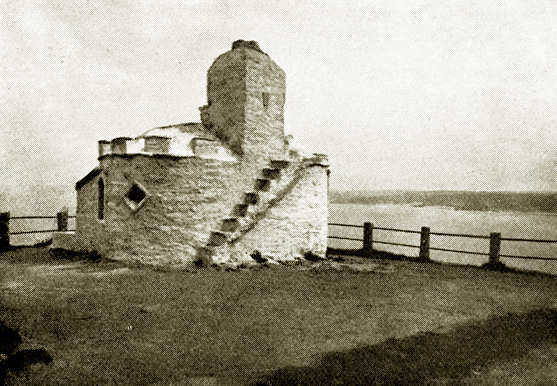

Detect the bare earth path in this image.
[0,247,556,385]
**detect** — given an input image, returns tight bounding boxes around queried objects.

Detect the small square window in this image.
[262,92,270,109]
[124,182,148,212]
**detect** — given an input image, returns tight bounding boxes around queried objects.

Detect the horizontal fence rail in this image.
[328,222,557,264]
[501,237,557,243]
[0,209,76,248]
[328,222,363,228]
[374,240,420,249]
[328,236,363,242]
[375,226,421,234]
[10,230,65,235]
[430,231,490,239]
[429,246,488,256]
[11,215,57,220]
[10,215,76,220]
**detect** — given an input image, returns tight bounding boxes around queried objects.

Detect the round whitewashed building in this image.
[69,40,329,266]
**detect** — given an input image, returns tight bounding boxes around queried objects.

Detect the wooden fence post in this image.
[57,208,68,232]
[0,212,10,250]
[363,222,373,255]
[489,232,502,266]
[419,226,430,262]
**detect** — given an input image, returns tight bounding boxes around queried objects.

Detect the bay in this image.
[329,203,557,275]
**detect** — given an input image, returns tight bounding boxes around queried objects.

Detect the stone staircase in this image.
[196,158,308,265]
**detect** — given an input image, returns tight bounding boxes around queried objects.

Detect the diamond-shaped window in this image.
[124,182,148,212]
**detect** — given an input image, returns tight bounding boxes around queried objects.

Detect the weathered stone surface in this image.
[98,140,111,157]
[75,41,329,267]
[77,155,242,264]
[270,159,289,169]
[110,137,131,154]
[221,218,240,232]
[143,136,171,153]
[244,192,259,205]
[205,158,328,264]
[191,138,220,158]
[255,178,271,192]
[50,232,89,252]
[232,40,264,53]
[262,168,280,180]
[201,42,286,166]
[233,204,248,217]
[230,163,328,262]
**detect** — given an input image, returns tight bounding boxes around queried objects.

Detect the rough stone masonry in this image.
[59,40,329,266]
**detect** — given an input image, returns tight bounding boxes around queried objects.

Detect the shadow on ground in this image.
[0,321,52,385]
[254,308,557,385]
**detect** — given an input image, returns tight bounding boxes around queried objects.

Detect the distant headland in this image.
[330,190,557,214]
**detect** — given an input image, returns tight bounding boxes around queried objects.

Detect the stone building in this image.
[67,40,329,266]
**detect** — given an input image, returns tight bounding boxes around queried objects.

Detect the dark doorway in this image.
[98,178,104,220]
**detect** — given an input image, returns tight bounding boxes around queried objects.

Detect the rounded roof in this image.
[98,122,237,161]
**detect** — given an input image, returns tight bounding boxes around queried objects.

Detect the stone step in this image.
[232,204,249,217]
[221,218,240,232]
[255,178,271,192]
[262,168,281,180]
[270,159,290,169]
[207,231,228,247]
[195,247,214,266]
[244,192,259,205]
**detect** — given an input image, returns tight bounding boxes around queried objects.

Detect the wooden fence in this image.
[0,209,76,249]
[329,222,557,265]
[2,211,556,266]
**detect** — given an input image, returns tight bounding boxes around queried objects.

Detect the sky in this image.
[1,0,556,193]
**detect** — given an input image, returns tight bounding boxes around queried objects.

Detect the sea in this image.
[329,203,557,275]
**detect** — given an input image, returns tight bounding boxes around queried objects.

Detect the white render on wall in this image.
[73,40,329,267]
[98,123,238,161]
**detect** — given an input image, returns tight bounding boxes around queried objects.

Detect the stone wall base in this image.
[50,232,92,253]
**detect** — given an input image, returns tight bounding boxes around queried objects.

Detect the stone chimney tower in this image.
[200,40,286,163]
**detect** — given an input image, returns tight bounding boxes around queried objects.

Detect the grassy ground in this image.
[0,247,556,385]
